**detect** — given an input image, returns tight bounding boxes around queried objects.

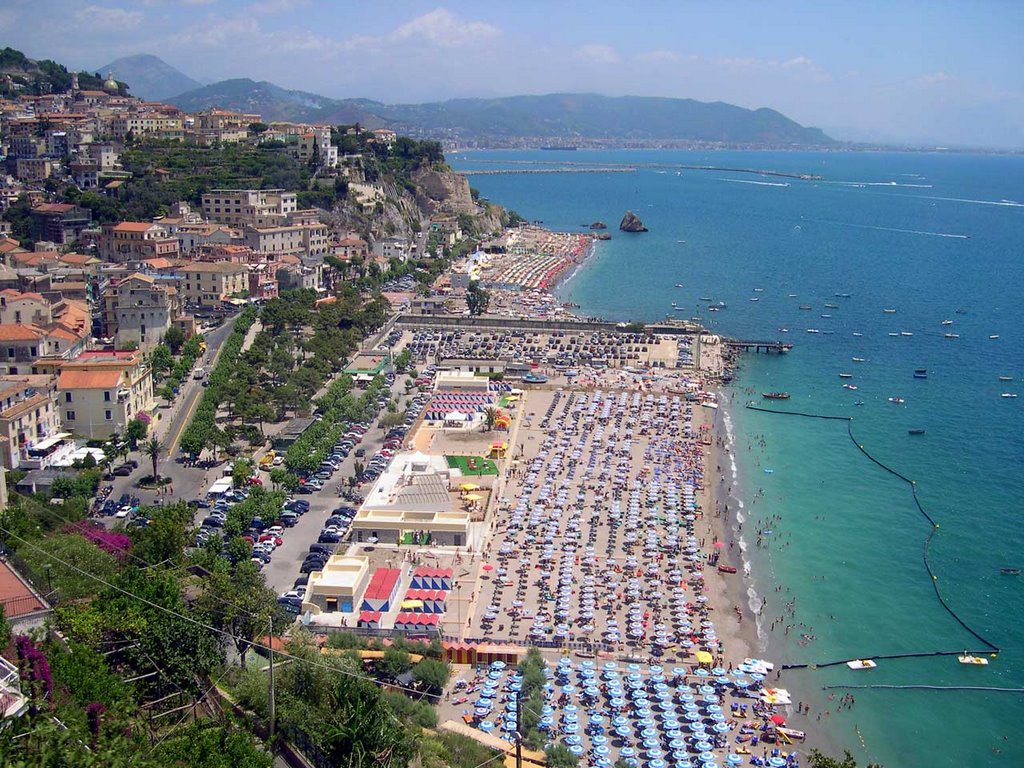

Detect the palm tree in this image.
[483,406,499,432]
[143,437,164,483]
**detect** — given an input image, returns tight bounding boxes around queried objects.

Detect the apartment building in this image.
[200,189,297,227]
[103,273,182,350]
[180,261,249,307]
[29,203,92,245]
[57,350,153,439]
[98,222,180,263]
[0,374,61,470]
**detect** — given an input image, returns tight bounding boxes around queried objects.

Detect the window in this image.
[104,391,111,401]
[65,392,72,403]
[67,410,75,420]
[6,348,12,358]
[104,410,112,420]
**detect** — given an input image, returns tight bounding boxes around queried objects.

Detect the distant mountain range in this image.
[95,52,833,146]
[97,54,201,102]
[168,83,832,146]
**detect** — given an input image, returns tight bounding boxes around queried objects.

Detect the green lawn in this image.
[445,455,498,476]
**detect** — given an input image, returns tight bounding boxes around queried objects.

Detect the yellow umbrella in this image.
[695,650,714,665]
[463,493,483,501]
[459,483,481,491]
[401,599,424,610]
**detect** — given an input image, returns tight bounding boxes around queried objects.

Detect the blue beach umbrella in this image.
[726,755,743,766]
[695,669,710,678]
[616,725,633,738]
[695,740,713,752]
[713,722,730,733]
[592,734,608,746]
[698,752,715,763]
[768,759,787,768]
[569,744,585,756]
[478,720,494,732]
[565,735,582,746]
[620,746,637,758]
[650,760,667,768]
[595,745,610,756]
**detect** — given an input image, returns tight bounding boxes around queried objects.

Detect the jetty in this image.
[724,339,793,354]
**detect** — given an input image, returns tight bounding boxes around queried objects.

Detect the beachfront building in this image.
[0,374,61,470]
[349,451,470,546]
[302,554,370,616]
[56,350,154,439]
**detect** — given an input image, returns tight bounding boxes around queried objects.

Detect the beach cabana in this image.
[357,611,382,629]
[361,568,401,612]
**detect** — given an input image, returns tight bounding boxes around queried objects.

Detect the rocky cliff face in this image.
[619,210,648,232]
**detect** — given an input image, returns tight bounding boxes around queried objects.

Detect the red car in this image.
[258,534,283,547]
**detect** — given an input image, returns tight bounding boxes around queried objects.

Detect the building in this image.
[349,451,470,546]
[0,289,52,326]
[373,237,411,263]
[0,374,61,470]
[243,218,330,257]
[296,126,338,168]
[98,222,179,263]
[57,350,153,439]
[179,261,248,307]
[14,158,53,182]
[201,189,297,227]
[29,203,91,245]
[302,554,370,615]
[103,273,182,350]
[109,112,184,141]
[248,263,279,301]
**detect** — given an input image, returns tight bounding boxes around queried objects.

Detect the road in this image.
[103,315,240,512]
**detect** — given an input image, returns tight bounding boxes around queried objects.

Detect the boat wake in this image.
[719,178,790,188]
[822,180,933,188]
[808,219,969,239]
[914,195,1024,208]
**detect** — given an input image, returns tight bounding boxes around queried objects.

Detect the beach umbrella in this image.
[569,744,585,756]
[770,714,786,725]
[712,722,731,733]
[726,756,743,766]
[592,734,608,746]
[565,735,582,746]
[695,668,710,678]
[768,759,787,768]
[620,747,637,758]
[478,720,494,732]
[698,752,715,763]
[616,725,633,738]
[595,745,610,756]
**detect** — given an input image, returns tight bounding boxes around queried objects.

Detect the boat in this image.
[806,329,820,334]
[820,313,832,318]
[762,392,790,400]
[835,293,852,298]
[900,331,914,337]
[989,335,1000,339]
[798,304,812,310]
[854,401,865,406]
[788,293,798,298]
[852,357,866,363]
[888,332,899,337]
[888,397,905,404]
[674,306,687,311]
[1001,393,1018,399]
[778,328,789,333]
[675,283,684,288]
[999,567,1021,575]
[750,297,760,302]
[777,727,807,743]
[883,308,897,314]
[913,369,928,379]
[998,376,1013,382]
[908,428,926,435]
[701,400,719,410]
[945,333,960,339]
[717,564,737,574]
[846,659,877,670]
[941,319,953,325]
[853,332,863,337]
[707,306,719,312]
[957,654,989,666]
[523,373,548,384]
[842,384,858,390]
[839,373,853,379]
[824,303,839,309]
[754,287,764,292]
[699,296,712,301]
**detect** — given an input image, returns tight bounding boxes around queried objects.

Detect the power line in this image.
[0,524,434,700]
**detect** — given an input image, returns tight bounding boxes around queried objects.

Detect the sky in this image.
[3,0,1023,147]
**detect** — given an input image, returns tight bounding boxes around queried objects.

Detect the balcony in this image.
[0,655,27,718]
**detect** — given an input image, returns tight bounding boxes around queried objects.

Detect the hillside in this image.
[168,82,832,146]
[97,54,201,101]
[0,46,128,97]
[168,78,385,126]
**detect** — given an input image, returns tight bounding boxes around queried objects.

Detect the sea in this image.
[451,149,1024,768]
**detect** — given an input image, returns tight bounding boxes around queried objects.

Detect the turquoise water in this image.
[454,150,1024,767]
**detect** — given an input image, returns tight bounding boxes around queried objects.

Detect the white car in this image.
[115,507,131,519]
[265,525,285,537]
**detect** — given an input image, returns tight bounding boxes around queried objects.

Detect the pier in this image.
[724,339,792,354]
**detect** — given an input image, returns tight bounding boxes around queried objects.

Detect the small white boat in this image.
[888,396,905,404]
[842,384,858,390]
[989,335,1000,339]
[852,332,863,337]
[778,328,789,333]
[839,373,853,379]
[883,308,897,314]
[888,332,900,337]
[852,357,866,363]
[945,333,960,339]
[1001,393,1018,399]
[998,376,1013,382]
[675,283,684,288]
[958,654,989,666]
[900,331,914,337]
[806,329,820,334]
[941,319,953,325]
[750,297,760,302]
[846,659,877,670]
[821,313,832,318]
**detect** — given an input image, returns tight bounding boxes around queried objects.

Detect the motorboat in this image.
[852,357,866,362]
[989,335,1000,339]
[1000,567,1021,575]
[957,654,989,666]
[945,333,960,339]
[908,429,926,435]
[998,376,1013,381]
[806,328,820,334]
[883,308,897,314]
[888,397,905,404]
[762,392,790,400]
[842,384,858,390]
[798,304,812,310]
[941,319,953,325]
[824,303,839,309]
[853,332,864,337]
[888,332,900,337]
[675,283,684,288]
[717,564,737,574]
[839,373,853,379]
[1001,393,1018,399]
[846,659,877,670]
[913,369,928,379]
[900,331,914,337]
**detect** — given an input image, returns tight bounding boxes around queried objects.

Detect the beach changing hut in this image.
[411,566,453,590]
[357,611,382,629]
[402,589,447,613]
[360,568,402,612]
[394,613,441,632]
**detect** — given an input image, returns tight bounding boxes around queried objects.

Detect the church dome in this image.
[103,71,118,92]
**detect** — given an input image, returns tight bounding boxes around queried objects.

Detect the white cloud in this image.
[636,50,680,63]
[574,44,620,65]
[249,0,305,14]
[782,56,814,70]
[73,4,144,29]
[387,8,499,48]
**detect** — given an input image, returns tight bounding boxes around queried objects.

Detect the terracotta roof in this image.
[32,203,77,214]
[0,288,46,302]
[143,257,175,269]
[185,261,246,273]
[113,222,157,233]
[0,324,44,341]
[47,326,81,342]
[57,252,94,266]
[0,238,24,253]
[58,369,123,390]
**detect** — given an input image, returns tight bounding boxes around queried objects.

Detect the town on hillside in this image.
[0,49,808,768]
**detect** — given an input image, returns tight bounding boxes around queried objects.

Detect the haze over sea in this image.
[452,149,1024,768]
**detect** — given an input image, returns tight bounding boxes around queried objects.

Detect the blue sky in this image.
[3,0,1023,147]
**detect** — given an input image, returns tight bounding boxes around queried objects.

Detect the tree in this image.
[163,326,186,355]
[150,344,173,378]
[0,604,11,652]
[483,406,499,431]
[545,744,580,768]
[380,646,412,680]
[143,437,163,482]
[412,657,449,694]
[465,281,490,316]
[231,458,254,489]
[248,122,269,134]
[124,418,147,450]
[808,750,882,768]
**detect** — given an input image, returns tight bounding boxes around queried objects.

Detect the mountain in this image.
[167,78,385,126]
[97,54,201,101]
[167,81,833,146]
